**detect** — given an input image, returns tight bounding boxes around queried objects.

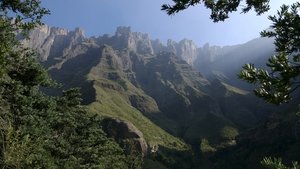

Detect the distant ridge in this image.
[20,25,283,168]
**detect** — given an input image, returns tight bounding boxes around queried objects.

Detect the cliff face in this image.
[23,25,277,149]
[93,26,154,55]
[194,38,275,89]
[163,39,198,65]
[21,25,84,62]
[22,25,275,83]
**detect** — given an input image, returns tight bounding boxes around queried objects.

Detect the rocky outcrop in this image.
[151,39,165,54]
[101,118,148,156]
[20,25,67,61]
[152,38,201,65]
[116,26,154,55]
[96,26,155,55]
[177,39,198,65]
[160,39,199,65]
[21,25,85,62]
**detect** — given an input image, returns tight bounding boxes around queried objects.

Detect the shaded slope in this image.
[47,43,188,150]
[23,25,282,157]
[210,111,300,169]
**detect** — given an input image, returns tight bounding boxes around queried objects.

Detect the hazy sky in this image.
[41,0,296,46]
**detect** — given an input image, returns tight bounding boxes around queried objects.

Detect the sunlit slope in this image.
[84,45,188,149]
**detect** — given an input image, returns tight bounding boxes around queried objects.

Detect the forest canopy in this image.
[0,1,132,168]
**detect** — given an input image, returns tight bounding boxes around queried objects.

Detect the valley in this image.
[20,25,300,168]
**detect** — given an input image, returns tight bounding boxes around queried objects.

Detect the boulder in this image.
[101,117,148,156]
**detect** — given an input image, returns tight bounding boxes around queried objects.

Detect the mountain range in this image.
[21,25,299,169]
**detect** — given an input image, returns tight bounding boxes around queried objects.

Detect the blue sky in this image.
[41,0,296,46]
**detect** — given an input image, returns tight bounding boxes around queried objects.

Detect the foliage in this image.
[162,1,300,168]
[48,89,129,169]
[0,0,49,77]
[239,2,300,104]
[200,138,216,153]
[148,147,196,169]
[162,0,270,22]
[162,0,300,105]
[220,126,238,140]
[88,81,188,150]
[261,157,300,169]
[0,1,131,168]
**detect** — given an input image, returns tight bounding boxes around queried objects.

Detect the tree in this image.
[0,1,52,167]
[261,157,300,169]
[0,0,49,77]
[162,0,270,22]
[0,1,132,168]
[239,3,300,104]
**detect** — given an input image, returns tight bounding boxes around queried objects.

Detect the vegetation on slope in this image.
[0,1,134,168]
[87,51,188,150]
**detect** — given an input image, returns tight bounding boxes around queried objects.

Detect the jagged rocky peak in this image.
[197,43,237,64]
[31,24,69,37]
[177,39,198,65]
[198,43,221,63]
[115,26,131,37]
[151,39,165,54]
[21,25,69,61]
[21,25,85,61]
[167,39,177,54]
[50,26,69,35]
[165,39,199,65]
[65,27,85,44]
[23,25,205,66]
[114,26,154,55]
[74,27,85,36]
[28,24,69,41]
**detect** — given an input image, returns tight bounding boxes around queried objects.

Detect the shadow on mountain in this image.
[47,45,104,104]
[210,112,300,169]
[144,145,199,169]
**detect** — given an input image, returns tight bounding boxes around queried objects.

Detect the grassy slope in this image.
[87,76,188,150]
[221,82,249,96]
